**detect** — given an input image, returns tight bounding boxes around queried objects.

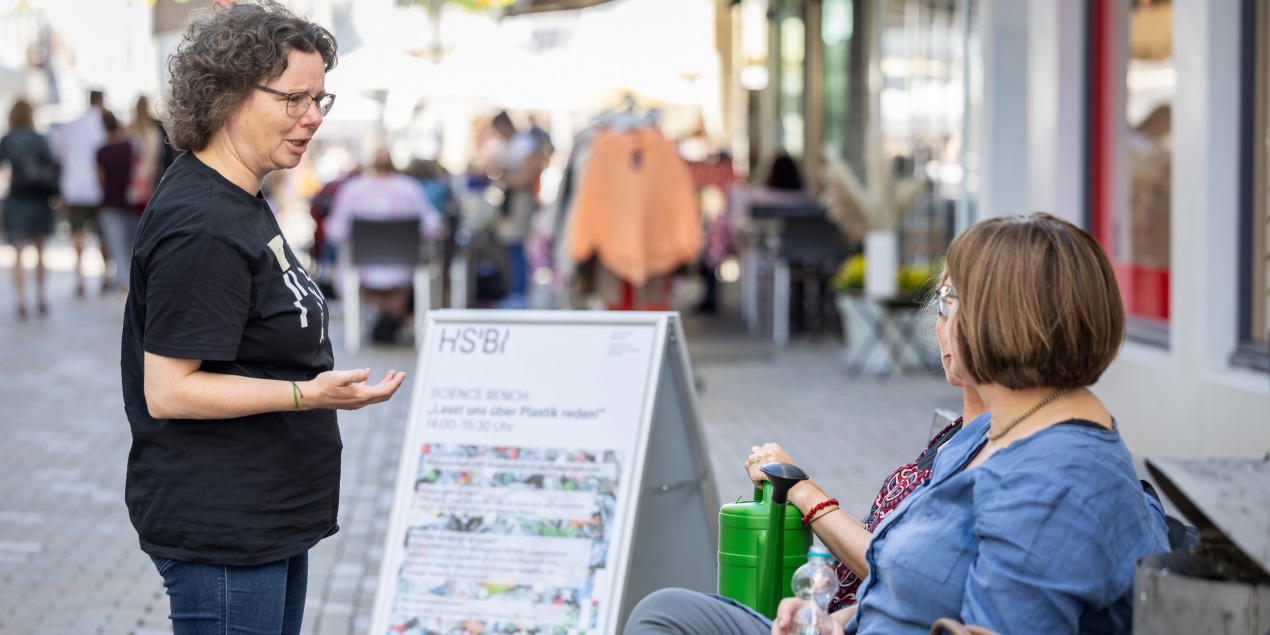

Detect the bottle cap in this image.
[808,545,830,559]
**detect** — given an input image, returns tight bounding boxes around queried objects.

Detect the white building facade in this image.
[978,0,1269,458]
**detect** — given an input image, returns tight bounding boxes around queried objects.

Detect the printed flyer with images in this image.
[387,444,622,634]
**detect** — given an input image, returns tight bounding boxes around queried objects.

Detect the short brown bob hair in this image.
[8,99,34,129]
[945,212,1124,390]
[161,0,337,152]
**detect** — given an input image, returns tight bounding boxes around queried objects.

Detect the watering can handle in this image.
[755,463,809,617]
[753,481,769,503]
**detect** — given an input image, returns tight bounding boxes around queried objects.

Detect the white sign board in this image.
[369,310,717,635]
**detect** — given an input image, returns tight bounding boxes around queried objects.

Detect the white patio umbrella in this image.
[318,88,383,140]
[329,45,437,94]
[430,39,587,110]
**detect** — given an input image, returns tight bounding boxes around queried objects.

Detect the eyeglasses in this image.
[936,284,958,319]
[255,85,336,117]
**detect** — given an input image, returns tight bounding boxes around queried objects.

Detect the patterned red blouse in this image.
[827,418,964,612]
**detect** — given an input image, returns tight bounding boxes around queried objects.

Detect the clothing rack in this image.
[592,94,661,133]
[553,103,700,310]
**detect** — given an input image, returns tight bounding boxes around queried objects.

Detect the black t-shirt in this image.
[120,152,340,566]
[96,139,133,209]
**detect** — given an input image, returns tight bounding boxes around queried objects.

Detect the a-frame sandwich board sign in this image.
[368,310,718,635]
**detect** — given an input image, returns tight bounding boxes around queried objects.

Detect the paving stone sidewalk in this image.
[0,243,958,635]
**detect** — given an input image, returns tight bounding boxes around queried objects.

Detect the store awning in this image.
[503,0,618,15]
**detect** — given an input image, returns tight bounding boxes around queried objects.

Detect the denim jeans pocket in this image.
[149,554,177,576]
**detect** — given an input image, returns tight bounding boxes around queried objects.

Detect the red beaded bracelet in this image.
[801,498,839,526]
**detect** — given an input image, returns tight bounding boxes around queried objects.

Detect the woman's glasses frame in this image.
[255,85,336,118]
[936,284,958,319]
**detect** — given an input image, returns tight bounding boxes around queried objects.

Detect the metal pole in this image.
[955,0,973,233]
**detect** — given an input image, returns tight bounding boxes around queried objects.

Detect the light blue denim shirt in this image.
[844,411,1169,635]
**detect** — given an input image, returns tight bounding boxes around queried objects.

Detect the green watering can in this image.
[717,462,812,618]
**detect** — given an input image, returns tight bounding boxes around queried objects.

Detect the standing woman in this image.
[120,2,405,634]
[0,99,57,319]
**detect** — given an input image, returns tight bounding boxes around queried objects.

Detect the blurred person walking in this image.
[96,110,137,296]
[0,99,59,319]
[325,149,441,342]
[128,95,163,212]
[308,164,360,297]
[491,110,549,308]
[52,89,106,296]
[404,157,459,303]
[120,2,405,634]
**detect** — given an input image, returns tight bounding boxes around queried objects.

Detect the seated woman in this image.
[625,212,1170,635]
[745,279,984,611]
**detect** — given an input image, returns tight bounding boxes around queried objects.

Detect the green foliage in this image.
[833,254,866,293]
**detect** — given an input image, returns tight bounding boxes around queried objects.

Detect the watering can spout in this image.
[755,462,809,616]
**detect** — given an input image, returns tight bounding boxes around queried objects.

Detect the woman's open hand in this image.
[745,442,797,488]
[305,368,406,410]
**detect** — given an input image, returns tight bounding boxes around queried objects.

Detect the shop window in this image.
[878,0,975,262]
[1090,0,1173,346]
[821,0,854,153]
[813,0,975,256]
[1235,0,1270,371]
[775,0,806,160]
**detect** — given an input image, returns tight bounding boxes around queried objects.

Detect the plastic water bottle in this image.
[785,546,836,635]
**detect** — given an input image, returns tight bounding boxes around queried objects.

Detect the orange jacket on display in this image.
[567,127,701,285]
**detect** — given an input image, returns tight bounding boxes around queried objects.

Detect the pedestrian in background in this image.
[119,2,404,633]
[308,163,360,297]
[325,149,441,342]
[0,99,58,319]
[95,110,136,296]
[128,95,163,212]
[491,110,549,308]
[404,156,460,303]
[51,89,106,296]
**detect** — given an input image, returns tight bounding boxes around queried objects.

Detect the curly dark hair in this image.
[160,0,337,152]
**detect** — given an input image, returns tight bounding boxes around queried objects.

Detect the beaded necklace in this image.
[987,387,1071,442]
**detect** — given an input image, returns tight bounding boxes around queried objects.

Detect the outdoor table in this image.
[840,294,935,378]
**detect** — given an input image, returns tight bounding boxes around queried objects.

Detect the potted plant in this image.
[832,255,939,301]
[834,255,940,373]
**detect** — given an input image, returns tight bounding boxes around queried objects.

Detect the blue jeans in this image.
[150,552,309,635]
[97,206,138,285]
[504,243,527,297]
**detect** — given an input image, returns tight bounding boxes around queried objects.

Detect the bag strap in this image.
[929,617,1002,635]
[916,419,963,472]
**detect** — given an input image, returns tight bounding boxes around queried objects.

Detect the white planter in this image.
[837,293,936,375]
[864,230,899,299]
[836,293,892,375]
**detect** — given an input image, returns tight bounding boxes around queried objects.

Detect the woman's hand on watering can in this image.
[746,443,798,488]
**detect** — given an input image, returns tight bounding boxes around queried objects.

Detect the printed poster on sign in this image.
[373,317,661,635]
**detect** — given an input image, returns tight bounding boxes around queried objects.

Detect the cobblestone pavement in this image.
[0,242,958,634]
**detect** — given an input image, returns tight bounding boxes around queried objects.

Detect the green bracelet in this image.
[291,381,302,412]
